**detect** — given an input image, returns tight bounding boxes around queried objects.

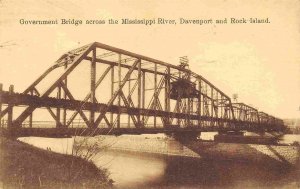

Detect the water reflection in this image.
[94,150,298,189]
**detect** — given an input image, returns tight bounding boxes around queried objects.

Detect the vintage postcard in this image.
[0,0,299,188]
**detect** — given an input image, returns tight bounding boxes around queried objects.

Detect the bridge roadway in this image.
[0,127,279,138]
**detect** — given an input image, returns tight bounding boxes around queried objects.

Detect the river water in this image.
[18,133,300,189]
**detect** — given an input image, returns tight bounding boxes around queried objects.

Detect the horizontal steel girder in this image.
[0,91,234,123]
[0,127,283,138]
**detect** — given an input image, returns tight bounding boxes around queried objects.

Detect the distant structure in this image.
[233,94,238,103]
[179,56,189,69]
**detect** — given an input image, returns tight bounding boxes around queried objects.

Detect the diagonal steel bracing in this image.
[93,59,140,128]
[12,43,94,127]
[66,65,113,127]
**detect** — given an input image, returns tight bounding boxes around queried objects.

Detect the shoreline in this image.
[0,137,113,188]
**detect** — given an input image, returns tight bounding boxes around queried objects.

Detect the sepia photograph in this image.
[0,0,299,188]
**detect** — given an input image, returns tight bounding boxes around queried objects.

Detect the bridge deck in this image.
[0,127,274,138]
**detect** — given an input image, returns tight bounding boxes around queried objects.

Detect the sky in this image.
[0,0,299,119]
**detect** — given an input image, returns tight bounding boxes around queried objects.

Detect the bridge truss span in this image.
[0,42,285,136]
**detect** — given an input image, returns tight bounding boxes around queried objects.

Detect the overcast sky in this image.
[0,0,299,119]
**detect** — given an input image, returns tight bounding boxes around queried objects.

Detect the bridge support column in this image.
[173,131,200,142]
[7,85,14,128]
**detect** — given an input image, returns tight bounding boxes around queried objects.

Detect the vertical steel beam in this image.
[7,85,14,129]
[198,79,201,127]
[111,66,114,126]
[215,93,219,127]
[221,97,223,121]
[137,60,141,127]
[215,93,218,118]
[63,61,68,127]
[165,67,170,126]
[210,87,213,127]
[90,48,96,127]
[177,96,181,126]
[187,74,191,127]
[128,74,131,128]
[56,86,61,128]
[142,71,145,126]
[29,90,33,128]
[203,85,206,117]
[117,54,121,128]
[154,63,157,128]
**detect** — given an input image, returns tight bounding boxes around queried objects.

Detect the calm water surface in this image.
[19,133,300,189]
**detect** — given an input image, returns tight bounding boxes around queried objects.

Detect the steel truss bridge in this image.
[0,42,285,137]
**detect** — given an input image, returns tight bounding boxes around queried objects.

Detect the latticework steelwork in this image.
[0,42,285,136]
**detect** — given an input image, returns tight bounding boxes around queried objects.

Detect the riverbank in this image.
[76,135,300,166]
[0,137,113,188]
